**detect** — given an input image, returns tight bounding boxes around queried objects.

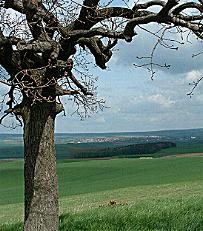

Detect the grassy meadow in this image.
[0,156,203,230]
[155,143,203,156]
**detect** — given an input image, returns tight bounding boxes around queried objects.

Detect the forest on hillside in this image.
[71,142,176,158]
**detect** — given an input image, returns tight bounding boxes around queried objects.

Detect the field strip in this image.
[1,181,203,225]
[59,181,203,214]
[175,153,203,157]
[162,153,203,158]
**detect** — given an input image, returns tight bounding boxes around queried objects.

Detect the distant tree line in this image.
[71,142,176,158]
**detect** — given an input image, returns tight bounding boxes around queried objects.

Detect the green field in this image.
[155,143,203,156]
[0,157,203,230]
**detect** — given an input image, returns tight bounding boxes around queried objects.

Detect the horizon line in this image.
[1,127,203,135]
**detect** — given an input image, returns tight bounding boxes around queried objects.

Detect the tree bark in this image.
[22,102,60,231]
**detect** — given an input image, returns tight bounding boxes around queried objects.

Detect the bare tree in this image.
[0,0,202,230]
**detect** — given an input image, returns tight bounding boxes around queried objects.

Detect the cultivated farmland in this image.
[0,157,203,230]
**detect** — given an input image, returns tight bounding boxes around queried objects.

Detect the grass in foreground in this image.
[0,157,203,229]
[1,197,203,231]
[59,197,203,231]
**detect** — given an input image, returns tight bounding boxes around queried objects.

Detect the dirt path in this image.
[176,153,203,157]
[163,153,203,158]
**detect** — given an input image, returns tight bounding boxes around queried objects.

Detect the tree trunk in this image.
[22,102,60,231]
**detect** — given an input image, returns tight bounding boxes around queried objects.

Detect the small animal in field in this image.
[109,200,117,206]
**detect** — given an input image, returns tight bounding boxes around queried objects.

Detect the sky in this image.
[55,25,203,133]
[0,1,203,134]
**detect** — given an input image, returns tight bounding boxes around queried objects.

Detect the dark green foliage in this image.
[71,142,176,158]
[0,146,23,159]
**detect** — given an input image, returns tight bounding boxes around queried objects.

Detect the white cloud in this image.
[133,94,175,108]
[95,116,106,123]
[186,70,202,83]
[148,94,175,108]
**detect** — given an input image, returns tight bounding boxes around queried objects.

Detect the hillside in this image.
[71,142,176,158]
[2,127,203,159]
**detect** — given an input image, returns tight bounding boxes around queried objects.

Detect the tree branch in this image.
[169,16,203,39]
[68,74,93,96]
[64,7,133,33]
[4,0,24,13]
[123,13,157,42]
[172,2,203,15]
[17,41,53,53]
[134,0,165,10]
[55,85,80,96]
[157,0,179,18]
[77,37,114,69]
[63,27,125,39]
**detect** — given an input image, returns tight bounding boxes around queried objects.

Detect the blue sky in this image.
[0,1,203,133]
[54,26,203,133]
